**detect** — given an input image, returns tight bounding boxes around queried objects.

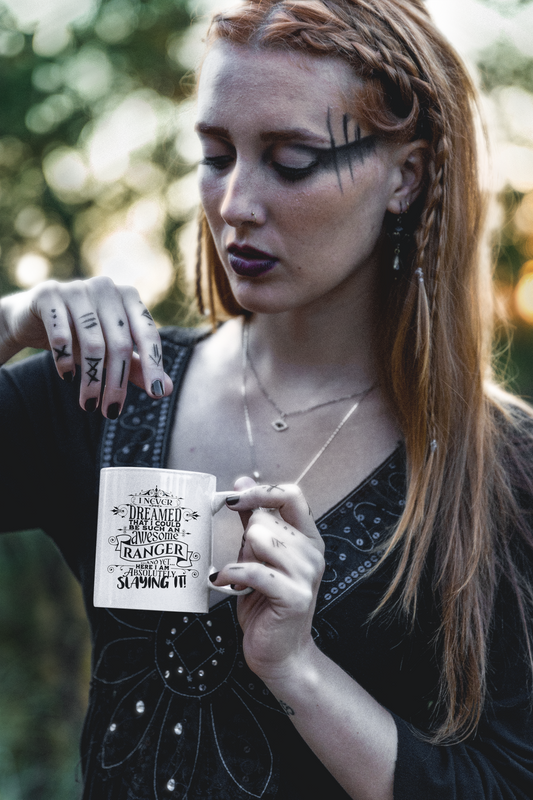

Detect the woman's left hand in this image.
[211,479,325,683]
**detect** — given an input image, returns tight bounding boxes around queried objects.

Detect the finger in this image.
[85,277,135,419]
[213,561,314,611]
[63,281,106,412]
[128,354,173,396]
[240,517,324,582]
[120,288,168,400]
[31,282,76,382]
[226,483,321,547]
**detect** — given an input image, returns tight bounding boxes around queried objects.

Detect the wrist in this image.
[260,637,323,706]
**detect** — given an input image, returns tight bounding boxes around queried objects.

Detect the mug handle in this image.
[210,492,253,596]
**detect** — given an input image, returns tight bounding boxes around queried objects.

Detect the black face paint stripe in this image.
[326,107,342,193]
[294,134,377,174]
[343,113,354,181]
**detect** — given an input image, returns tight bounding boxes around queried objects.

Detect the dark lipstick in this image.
[227,244,278,277]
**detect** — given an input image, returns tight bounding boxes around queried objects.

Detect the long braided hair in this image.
[195,0,533,743]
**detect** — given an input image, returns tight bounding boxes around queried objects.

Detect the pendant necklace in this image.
[241,322,375,484]
[245,322,373,431]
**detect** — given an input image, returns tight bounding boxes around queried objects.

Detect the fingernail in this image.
[63,371,74,383]
[107,402,121,420]
[226,495,240,506]
[151,379,164,398]
[209,572,219,583]
[85,398,98,413]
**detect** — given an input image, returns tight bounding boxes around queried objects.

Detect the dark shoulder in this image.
[159,325,212,349]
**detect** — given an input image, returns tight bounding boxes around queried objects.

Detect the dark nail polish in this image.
[85,397,98,413]
[226,495,240,506]
[209,572,219,583]
[63,371,74,383]
[107,403,120,420]
[151,379,164,398]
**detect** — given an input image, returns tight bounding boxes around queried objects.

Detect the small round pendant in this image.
[272,418,288,432]
[253,470,261,481]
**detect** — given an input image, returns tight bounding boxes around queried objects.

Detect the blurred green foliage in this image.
[0,0,199,323]
[0,0,533,797]
[0,0,198,796]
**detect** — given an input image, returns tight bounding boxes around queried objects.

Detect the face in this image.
[196,42,417,315]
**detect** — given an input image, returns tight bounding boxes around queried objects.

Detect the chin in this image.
[230,285,296,316]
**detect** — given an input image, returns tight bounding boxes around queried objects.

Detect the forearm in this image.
[0,291,36,364]
[0,296,18,363]
[263,639,397,800]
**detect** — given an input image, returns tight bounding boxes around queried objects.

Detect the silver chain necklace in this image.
[241,322,375,484]
[245,322,373,431]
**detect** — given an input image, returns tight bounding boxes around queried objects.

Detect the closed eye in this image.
[200,154,234,171]
[272,161,319,182]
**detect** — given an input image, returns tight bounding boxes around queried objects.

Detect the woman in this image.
[1,0,532,797]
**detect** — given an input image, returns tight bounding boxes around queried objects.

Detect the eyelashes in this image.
[199,134,377,184]
[201,153,318,183]
[271,161,319,182]
[200,155,233,170]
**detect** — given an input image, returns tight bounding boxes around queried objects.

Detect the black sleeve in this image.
[0,353,103,561]
[393,582,533,799]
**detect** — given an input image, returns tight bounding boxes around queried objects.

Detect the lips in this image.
[227,244,278,277]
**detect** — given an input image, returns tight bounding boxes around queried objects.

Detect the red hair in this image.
[195,0,533,743]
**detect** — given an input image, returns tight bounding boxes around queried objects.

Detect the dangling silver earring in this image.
[392,201,409,272]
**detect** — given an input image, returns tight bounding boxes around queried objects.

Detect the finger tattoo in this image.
[266,484,285,493]
[140,303,154,326]
[86,357,102,385]
[118,319,124,327]
[80,312,98,330]
[119,360,126,388]
[272,538,286,548]
[51,308,57,327]
[150,343,162,367]
[54,345,71,361]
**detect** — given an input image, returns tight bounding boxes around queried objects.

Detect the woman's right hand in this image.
[0,277,173,417]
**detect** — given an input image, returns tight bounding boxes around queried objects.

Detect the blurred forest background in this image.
[0,0,532,796]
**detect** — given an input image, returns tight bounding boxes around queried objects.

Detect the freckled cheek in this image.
[198,176,225,235]
[279,188,349,242]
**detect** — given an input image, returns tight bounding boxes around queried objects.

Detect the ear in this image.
[387,140,428,214]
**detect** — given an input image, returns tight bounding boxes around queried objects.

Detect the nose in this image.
[219,161,264,228]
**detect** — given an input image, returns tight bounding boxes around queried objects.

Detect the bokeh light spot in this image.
[515,269,533,324]
[15,253,51,288]
[14,206,47,238]
[0,30,25,57]
[39,225,70,256]
[43,148,89,197]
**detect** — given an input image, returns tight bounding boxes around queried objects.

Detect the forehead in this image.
[197,41,359,131]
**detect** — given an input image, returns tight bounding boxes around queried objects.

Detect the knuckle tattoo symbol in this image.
[80,312,98,330]
[53,345,70,361]
[149,343,162,367]
[86,357,102,385]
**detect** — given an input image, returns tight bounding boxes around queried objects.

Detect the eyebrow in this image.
[194,122,329,146]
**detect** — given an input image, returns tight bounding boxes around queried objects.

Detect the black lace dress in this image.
[1,327,532,800]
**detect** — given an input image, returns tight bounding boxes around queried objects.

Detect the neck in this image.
[247,274,380,394]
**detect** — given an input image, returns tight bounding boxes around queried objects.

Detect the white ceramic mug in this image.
[94,467,251,613]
